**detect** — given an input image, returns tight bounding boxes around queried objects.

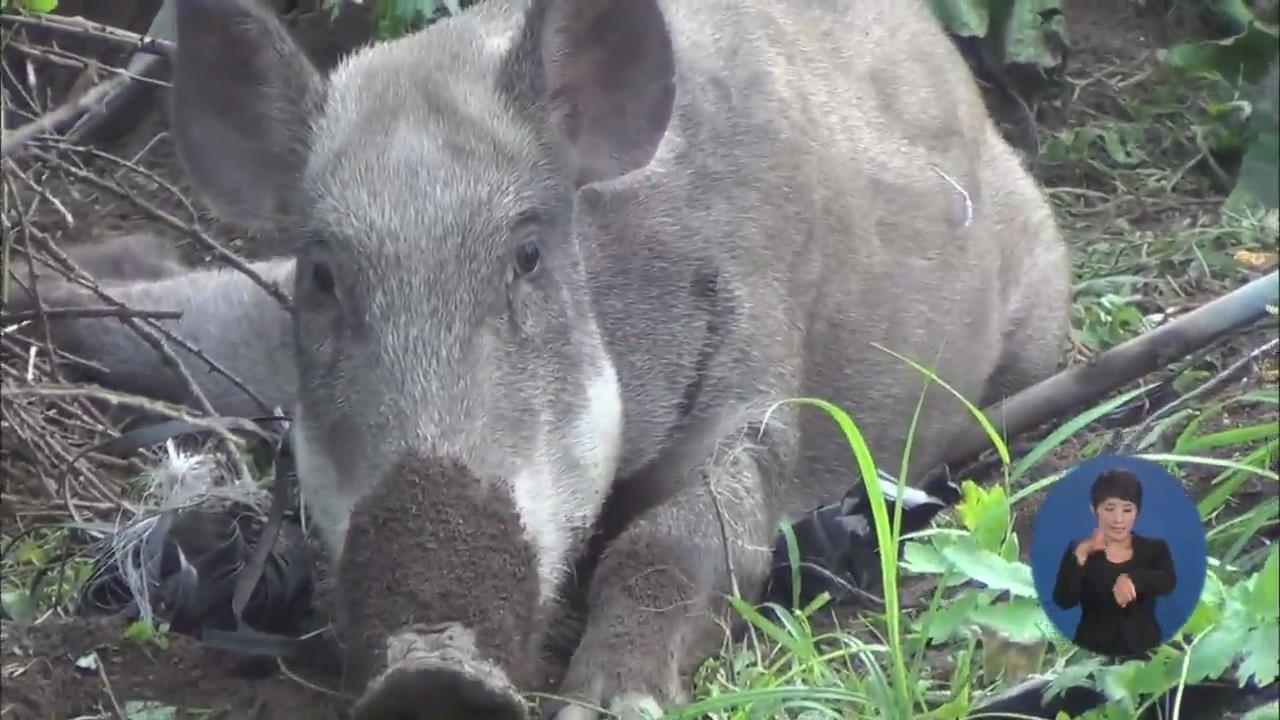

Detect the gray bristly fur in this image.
[5,233,297,418]
[36,0,1072,716]
[15,232,189,284]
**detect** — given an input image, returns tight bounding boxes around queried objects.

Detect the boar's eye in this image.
[311,259,336,297]
[299,237,338,302]
[514,239,541,277]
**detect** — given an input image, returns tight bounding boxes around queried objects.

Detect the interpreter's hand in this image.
[1113,573,1137,607]
[1075,528,1105,565]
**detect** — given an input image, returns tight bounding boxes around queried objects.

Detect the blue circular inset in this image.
[1030,454,1208,658]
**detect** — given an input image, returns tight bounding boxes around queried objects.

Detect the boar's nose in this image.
[350,623,528,720]
[336,455,541,720]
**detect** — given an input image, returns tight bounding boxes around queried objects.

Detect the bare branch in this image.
[3,306,183,324]
[0,12,175,57]
[27,148,294,310]
[0,73,132,158]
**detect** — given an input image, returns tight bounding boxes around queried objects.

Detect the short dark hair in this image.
[1090,468,1143,511]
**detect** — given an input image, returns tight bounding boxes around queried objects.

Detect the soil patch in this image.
[0,616,346,720]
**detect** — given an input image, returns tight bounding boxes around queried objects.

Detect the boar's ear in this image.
[170,0,325,230]
[503,0,676,186]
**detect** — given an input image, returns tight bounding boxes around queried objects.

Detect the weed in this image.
[122,617,171,651]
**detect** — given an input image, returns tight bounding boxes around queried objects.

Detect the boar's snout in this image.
[350,624,528,720]
[337,455,542,719]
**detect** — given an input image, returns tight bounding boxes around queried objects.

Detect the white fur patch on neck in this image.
[509,358,625,603]
[292,420,360,561]
[575,358,625,508]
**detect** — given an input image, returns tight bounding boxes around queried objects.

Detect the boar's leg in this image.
[6,252,298,419]
[976,154,1074,408]
[6,233,189,289]
[549,412,796,720]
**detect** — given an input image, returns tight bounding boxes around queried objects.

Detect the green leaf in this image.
[992,0,1067,69]
[1238,389,1280,404]
[1000,526,1021,564]
[1010,384,1153,487]
[1173,368,1213,394]
[16,0,58,12]
[1227,56,1280,213]
[1162,24,1280,87]
[1181,595,1223,638]
[725,597,797,655]
[1095,662,1143,716]
[902,540,951,575]
[14,540,47,566]
[1125,650,1180,697]
[1238,618,1280,687]
[1206,0,1262,35]
[124,702,177,720]
[925,0,991,37]
[1099,123,1147,167]
[1138,453,1278,482]
[1217,497,1280,566]
[1243,701,1280,720]
[1176,421,1280,454]
[969,596,1055,644]
[1196,438,1280,517]
[1186,619,1249,683]
[955,480,1011,552]
[939,538,1037,598]
[925,695,970,720]
[869,343,1011,468]
[122,619,170,650]
[1248,545,1280,617]
[1,590,36,624]
[1044,657,1103,701]
[923,591,985,642]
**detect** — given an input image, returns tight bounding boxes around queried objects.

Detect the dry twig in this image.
[0,12,175,57]
[6,227,275,419]
[1119,336,1280,453]
[27,147,294,309]
[5,38,172,88]
[2,306,183,324]
[18,229,257,483]
[0,73,132,157]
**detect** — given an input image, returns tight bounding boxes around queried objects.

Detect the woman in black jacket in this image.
[1052,468,1177,659]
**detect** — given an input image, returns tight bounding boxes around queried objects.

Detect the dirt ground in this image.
[2,0,1277,718]
[1,617,346,719]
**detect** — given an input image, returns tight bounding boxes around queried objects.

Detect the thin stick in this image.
[3,326,114,376]
[5,156,75,228]
[94,652,128,720]
[276,657,350,699]
[6,384,266,440]
[27,148,294,309]
[136,320,274,416]
[2,306,183,324]
[5,176,64,380]
[1,48,43,120]
[0,12,175,57]
[20,230,255,483]
[1119,336,1280,453]
[8,236,274,415]
[0,73,132,157]
[4,39,172,88]
[40,140,198,226]
[939,271,1280,468]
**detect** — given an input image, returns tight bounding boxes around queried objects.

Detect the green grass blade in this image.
[870,342,1011,467]
[1010,384,1152,482]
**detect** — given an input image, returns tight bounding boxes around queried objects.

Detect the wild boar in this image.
[14,0,1072,716]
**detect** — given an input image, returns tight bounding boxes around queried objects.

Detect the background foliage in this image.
[324,0,1278,217]
[0,0,1275,718]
